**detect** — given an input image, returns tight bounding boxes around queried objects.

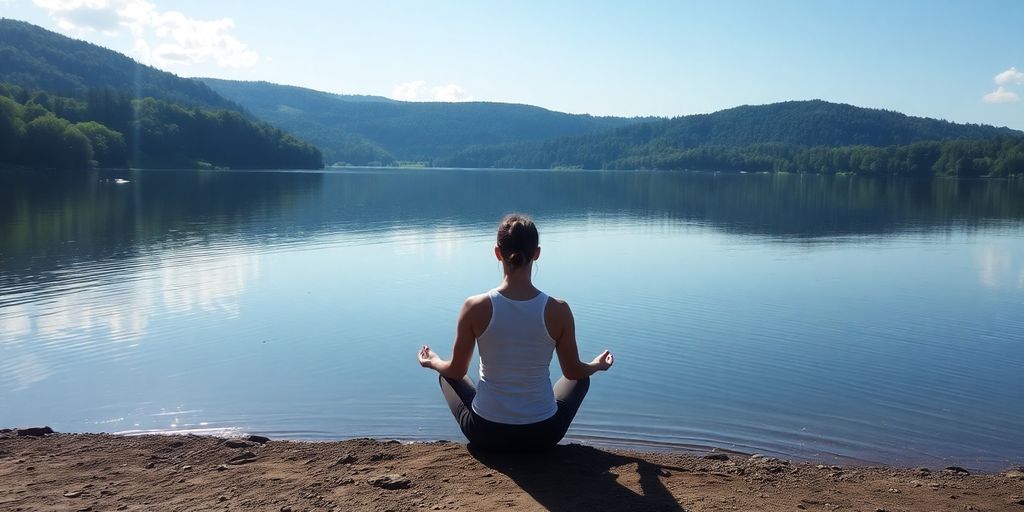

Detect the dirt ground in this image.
[1,429,1022,511]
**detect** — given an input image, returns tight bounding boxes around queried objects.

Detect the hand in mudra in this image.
[418,345,440,369]
[592,350,614,371]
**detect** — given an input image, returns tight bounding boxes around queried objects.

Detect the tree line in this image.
[438,100,1024,177]
[603,140,1024,177]
[0,83,323,170]
[442,135,1024,178]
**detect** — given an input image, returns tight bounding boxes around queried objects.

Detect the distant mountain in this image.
[646,100,1020,147]
[0,19,321,170]
[442,100,1024,176]
[202,78,647,165]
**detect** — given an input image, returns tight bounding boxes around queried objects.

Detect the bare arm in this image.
[418,295,486,379]
[548,299,613,380]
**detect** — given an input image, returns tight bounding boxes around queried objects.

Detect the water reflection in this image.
[977,245,1024,289]
[0,248,259,348]
[1,168,1022,470]
[2,170,1023,279]
[7,353,53,391]
[160,252,259,317]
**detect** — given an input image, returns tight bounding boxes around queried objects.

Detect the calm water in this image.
[1,168,1022,471]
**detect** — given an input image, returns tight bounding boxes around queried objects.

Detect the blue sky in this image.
[4,0,1023,129]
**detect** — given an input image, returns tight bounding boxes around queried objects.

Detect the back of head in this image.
[497,213,539,271]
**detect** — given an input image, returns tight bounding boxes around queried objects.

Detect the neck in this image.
[501,266,534,290]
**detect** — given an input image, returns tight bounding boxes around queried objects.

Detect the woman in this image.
[418,213,614,451]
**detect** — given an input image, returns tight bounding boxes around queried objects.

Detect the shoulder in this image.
[462,292,492,312]
[544,295,573,324]
[459,293,493,333]
[545,295,571,314]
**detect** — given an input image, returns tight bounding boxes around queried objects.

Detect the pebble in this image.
[247,435,271,444]
[16,426,55,437]
[63,490,83,498]
[368,474,412,490]
[335,453,357,465]
[1005,470,1024,479]
[944,466,970,475]
[280,507,292,512]
[228,451,257,465]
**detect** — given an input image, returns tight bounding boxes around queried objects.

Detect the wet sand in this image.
[1,429,1022,511]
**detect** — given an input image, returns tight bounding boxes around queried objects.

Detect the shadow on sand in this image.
[468,443,686,512]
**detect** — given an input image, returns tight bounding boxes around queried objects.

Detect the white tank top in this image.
[471,288,558,424]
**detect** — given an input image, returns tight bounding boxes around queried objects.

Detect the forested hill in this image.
[622,100,1019,148]
[202,78,646,165]
[0,19,236,110]
[0,19,322,170]
[442,100,1024,177]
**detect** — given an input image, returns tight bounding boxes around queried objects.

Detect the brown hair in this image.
[497,213,539,270]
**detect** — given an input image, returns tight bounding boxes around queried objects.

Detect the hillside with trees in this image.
[0,83,322,170]
[0,18,234,109]
[0,19,322,170]
[441,101,1024,177]
[202,78,647,165]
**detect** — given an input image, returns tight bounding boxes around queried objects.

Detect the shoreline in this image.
[2,430,1022,511]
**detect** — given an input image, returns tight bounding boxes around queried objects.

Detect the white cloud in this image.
[994,67,1024,86]
[431,84,473,102]
[391,80,426,101]
[983,67,1023,104]
[982,86,1020,104]
[32,0,258,68]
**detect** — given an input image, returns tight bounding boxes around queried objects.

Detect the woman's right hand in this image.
[591,350,614,371]
[418,345,440,370]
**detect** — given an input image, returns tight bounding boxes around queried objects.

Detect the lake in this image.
[1,168,1022,471]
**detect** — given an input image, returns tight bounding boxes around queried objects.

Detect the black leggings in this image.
[439,374,590,452]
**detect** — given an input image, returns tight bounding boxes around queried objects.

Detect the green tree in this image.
[21,114,93,169]
[74,121,127,167]
[0,95,24,161]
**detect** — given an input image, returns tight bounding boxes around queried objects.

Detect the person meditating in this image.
[418,213,614,451]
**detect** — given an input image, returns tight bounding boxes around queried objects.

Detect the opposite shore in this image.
[1,429,1022,511]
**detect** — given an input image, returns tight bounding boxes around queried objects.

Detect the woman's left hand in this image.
[418,345,440,370]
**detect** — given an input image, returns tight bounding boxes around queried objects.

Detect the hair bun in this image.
[497,214,539,271]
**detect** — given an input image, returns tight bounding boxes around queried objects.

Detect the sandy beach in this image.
[1,429,1022,511]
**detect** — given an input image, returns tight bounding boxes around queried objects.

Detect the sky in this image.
[3,0,1023,130]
